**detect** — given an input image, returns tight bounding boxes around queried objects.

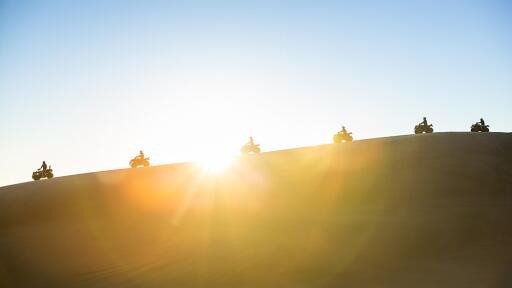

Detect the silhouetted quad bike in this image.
[32,167,54,181]
[240,144,261,155]
[333,132,353,143]
[130,157,150,168]
[414,124,434,134]
[470,123,490,132]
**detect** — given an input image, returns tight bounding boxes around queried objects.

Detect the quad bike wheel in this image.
[414,125,433,134]
[130,159,150,168]
[241,145,260,155]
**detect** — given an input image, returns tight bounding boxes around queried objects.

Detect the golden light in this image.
[195,153,235,175]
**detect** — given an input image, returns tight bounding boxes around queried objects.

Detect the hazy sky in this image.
[1,0,511,186]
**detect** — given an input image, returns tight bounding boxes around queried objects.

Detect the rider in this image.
[40,161,47,171]
[138,150,145,160]
[248,137,255,146]
[480,118,486,126]
[340,126,348,134]
[421,117,428,126]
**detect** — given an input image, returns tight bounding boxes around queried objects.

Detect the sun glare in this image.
[196,154,235,175]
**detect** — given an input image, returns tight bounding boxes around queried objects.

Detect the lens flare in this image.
[196,154,234,175]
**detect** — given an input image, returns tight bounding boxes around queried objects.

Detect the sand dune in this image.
[1,132,511,287]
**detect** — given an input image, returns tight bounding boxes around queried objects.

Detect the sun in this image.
[195,154,235,175]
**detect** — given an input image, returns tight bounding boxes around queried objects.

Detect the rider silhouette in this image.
[480,118,485,126]
[138,150,145,159]
[40,161,47,171]
[421,117,428,126]
[248,137,255,146]
[340,126,348,134]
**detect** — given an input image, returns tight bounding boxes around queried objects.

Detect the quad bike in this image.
[32,166,54,181]
[240,143,261,155]
[414,123,434,134]
[333,132,353,143]
[130,157,150,168]
[470,122,489,132]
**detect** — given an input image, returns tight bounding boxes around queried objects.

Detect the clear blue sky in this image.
[1,0,511,186]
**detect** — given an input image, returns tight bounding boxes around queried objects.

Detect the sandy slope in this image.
[0,132,511,287]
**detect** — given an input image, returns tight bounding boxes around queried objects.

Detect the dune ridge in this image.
[1,132,511,287]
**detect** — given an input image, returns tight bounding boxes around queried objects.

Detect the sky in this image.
[1,0,511,186]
